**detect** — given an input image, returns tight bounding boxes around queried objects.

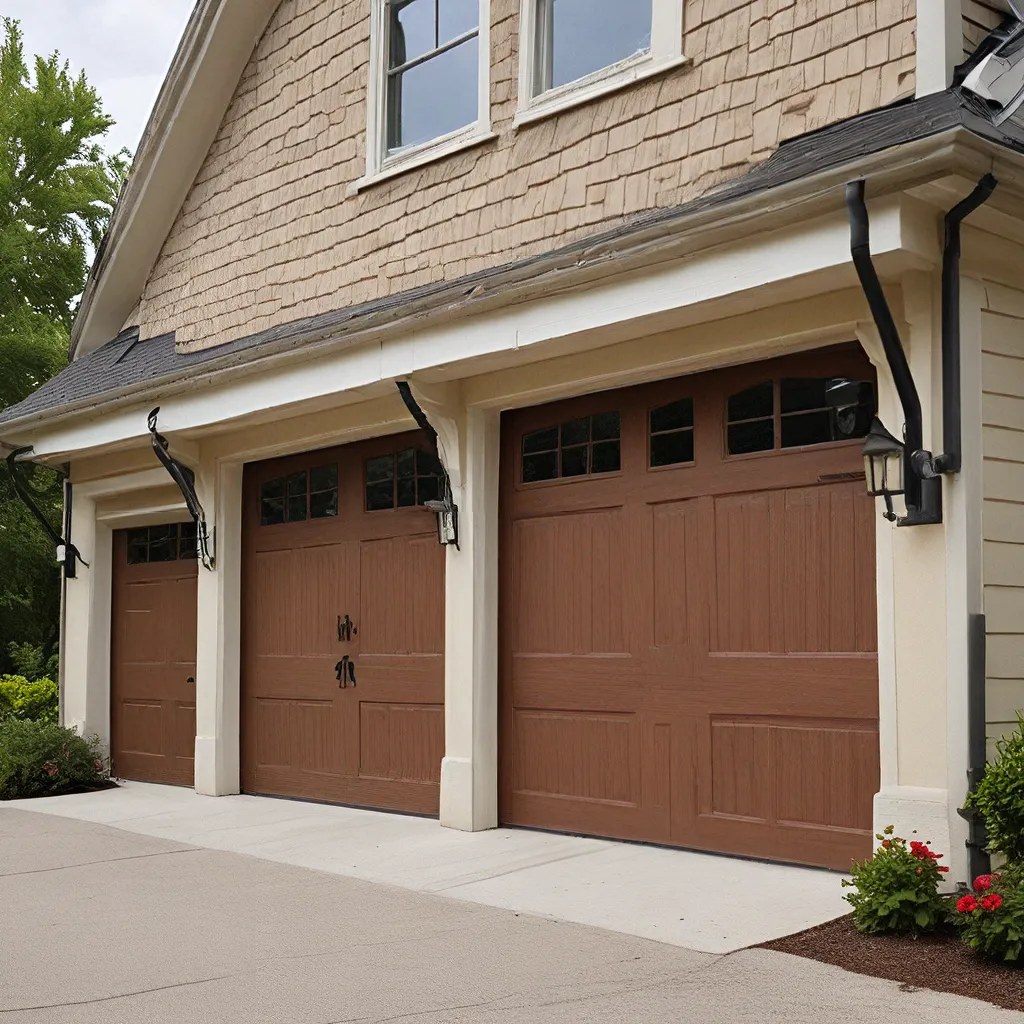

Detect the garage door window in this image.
[522,411,620,482]
[649,397,694,467]
[726,378,875,456]
[365,448,444,511]
[261,465,338,525]
[126,523,198,564]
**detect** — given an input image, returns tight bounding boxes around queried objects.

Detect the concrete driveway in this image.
[3,806,1022,1023]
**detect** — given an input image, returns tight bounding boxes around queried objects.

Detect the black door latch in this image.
[337,614,357,642]
[335,656,357,688]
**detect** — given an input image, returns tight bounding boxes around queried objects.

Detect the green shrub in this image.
[841,826,952,934]
[0,675,58,724]
[966,714,1024,864]
[957,872,1024,962]
[0,720,108,800]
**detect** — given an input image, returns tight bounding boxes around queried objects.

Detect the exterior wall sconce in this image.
[861,416,906,522]
[424,492,458,546]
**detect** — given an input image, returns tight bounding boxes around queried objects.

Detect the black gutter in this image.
[845,180,939,523]
[935,174,998,474]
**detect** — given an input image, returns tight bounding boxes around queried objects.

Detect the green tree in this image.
[0,18,128,676]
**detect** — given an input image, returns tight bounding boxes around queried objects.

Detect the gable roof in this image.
[69,0,281,361]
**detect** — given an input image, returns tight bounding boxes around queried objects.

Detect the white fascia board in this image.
[25,196,932,461]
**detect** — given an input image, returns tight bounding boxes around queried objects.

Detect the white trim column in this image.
[409,380,501,832]
[193,457,243,796]
[916,0,962,97]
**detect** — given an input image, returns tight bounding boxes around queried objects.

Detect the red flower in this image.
[981,893,1004,912]
[975,875,994,891]
[938,866,949,873]
[916,867,923,875]
[957,895,979,913]
[881,839,892,848]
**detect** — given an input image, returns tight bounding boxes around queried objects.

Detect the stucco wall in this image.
[981,308,1024,756]
[134,0,917,353]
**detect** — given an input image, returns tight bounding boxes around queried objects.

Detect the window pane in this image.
[781,378,828,414]
[560,417,589,447]
[591,411,620,441]
[179,522,198,560]
[261,497,285,526]
[591,440,621,474]
[416,449,444,476]
[651,430,694,467]
[523,451,558,482]
[782,410,834,449]
[390,0,435,68]
[261,477,285,500]
[286,472,307,523]
[310,464,337,493]
[728,420,774,455]
[367,480,395,511]
[387,36,478,150]
[417,474,440,504]
[366,455,394,483]
[397,477,417,507]
[397,448,416,478]
[549,0,653,90]
[561,445,588,477]
[523,426,558,454]
[149,525,177,562]
[439,0,477,44]
[651,398,693,434]
[310,491,338,519]
[728,382,774,422]
[127,530,149,565]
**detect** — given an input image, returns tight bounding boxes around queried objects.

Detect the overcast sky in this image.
[2,1,196,156]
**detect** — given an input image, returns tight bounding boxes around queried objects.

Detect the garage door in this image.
[111,523,199,785]
[500,344,879,869]
[241,431,446,814]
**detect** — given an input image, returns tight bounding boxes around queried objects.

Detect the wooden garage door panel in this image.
[360,535,444,656]
[254,544,352,658]
[512,710,638,806]
[111,528,198,788]
[512,510,627,656]
[501,346,880,870]
[241,430,445,814]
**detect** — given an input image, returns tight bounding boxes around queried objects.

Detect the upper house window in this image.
[358,0,491,189]
[516,0,687,125]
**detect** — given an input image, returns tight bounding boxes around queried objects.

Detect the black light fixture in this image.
[861,416,905,522]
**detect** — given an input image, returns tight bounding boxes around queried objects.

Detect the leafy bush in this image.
[841,826,952,934]
[0,675,58,724]
[6,642,59,683]
[0,720,107,800]
[966,714,1024,864]
[957,872,1024,962]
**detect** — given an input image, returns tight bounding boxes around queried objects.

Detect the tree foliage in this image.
[0,18,128,676]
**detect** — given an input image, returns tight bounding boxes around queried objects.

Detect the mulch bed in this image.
[761,914,1024,1012]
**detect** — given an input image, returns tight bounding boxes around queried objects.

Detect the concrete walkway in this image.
[9,781,852,954]
[2,806,1020,1024]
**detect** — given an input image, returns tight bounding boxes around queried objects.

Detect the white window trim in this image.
[515,0,687,128]
[356,0,492,192]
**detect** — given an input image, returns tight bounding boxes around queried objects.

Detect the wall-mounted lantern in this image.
[861,416,905,522]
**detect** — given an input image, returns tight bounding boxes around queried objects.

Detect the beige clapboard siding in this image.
[983,307,1024,756]
[134,0,918,353]
[964,0,1008,57]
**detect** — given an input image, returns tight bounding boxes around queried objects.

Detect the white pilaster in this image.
[193,458,243,796]
[916,0,962,97]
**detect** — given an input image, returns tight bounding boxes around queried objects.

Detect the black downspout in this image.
[959,613,992,880]
[846,180,937,522]
[934,174,998,475]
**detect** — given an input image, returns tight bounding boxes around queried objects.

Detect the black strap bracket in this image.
[147,408,215,570]
[5,448,86,578]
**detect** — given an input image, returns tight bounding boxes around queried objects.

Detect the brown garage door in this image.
[500,344,880,870]
[241,430,445,814]
[111,524,199,786]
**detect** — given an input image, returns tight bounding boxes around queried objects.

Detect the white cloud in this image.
[1,0,196,156]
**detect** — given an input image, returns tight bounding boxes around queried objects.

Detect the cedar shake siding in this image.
[135,0,917,353]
